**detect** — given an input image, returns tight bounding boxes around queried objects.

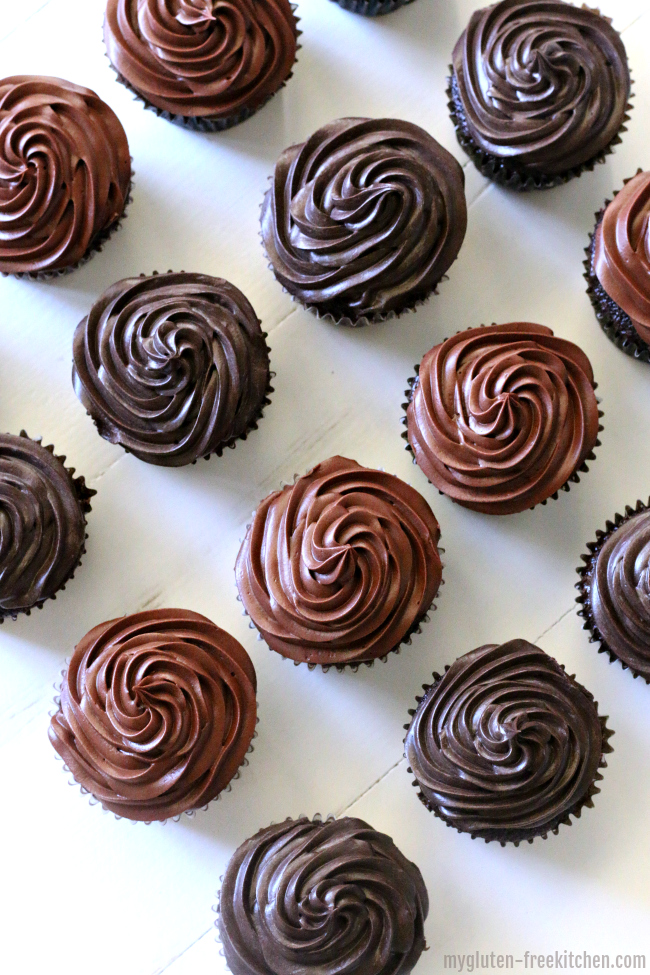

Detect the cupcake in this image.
[0,76,131,277]
[330,0,416,16]
[72,272,272,467]
[260,117,467,326]
[448,0,632,191]
[104,0,299,131]
[235,456,443,669]
[217,816,429,975]
[48,609,257,821]
[585,170,650,362]
[576,500,650,683]
[0,432,95,622]
[404,322,603,515]
[404,639,613,845]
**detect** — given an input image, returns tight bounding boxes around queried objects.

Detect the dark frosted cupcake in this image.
[0,432,95,622]
[104,0,299,131]
[235,456,443,669]
[448,0,632,190]
[217,816,429,975]
[404,323,602,515]
[261,117,467,326]
[577,500,650,683]
[48,609,257,821]
[0,76,131,277]
[72,272,272,467]
[330,0,416,16]
[585,171,650,362]
[405,640,613,845]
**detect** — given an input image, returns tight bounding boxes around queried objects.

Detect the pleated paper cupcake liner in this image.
[329,0,416,16]
[446,69,633,192]
[576,498,650,683]
[0,431,95,623]
[403,667,614,846]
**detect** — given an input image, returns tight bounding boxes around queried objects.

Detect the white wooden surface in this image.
[1,1,649,972]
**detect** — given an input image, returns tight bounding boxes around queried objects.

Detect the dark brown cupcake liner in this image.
[399,329,604,511]
[329,0,415,16]
[576,498,650,683]
[0,431,95,623]
[1,168,134,282]
[584,194,650,364]
[446,68,634,192]
[403,666,614,846]
[105,8,301,133]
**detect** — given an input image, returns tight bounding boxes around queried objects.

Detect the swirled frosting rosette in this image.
[577,500,650,683]
[585,171,650,362]
[235,456,443,668]
[104,0,299,130]
[449,0,632,189]
[260,117,467,326]
[48,609,257,821]
[0,432,95,621]
[0,76,131,276]
[73,272,272,467]
[217,816,429,975]
[404,640,613,844]
[405,323,602,515]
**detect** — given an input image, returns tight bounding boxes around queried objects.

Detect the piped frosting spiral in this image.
[451,0,631,176]
[0,76,131,275]
[405,640,609,843]
[406,322,601,515]
[48,608,257,821]
[235,456,443,666]
[261,117,467,324]
[72,272,271,466]
[218,816,429,975]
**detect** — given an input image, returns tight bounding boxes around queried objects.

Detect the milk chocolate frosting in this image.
[451,0,631,175]
[48,608,257,820]
[0,432,94,619]
[405,640,609,843]
[260,117,467,324]
[587,507,650,681]
[73,272,271,466]
[407,323,601,515]
[218,816,429,975]
[593,171,650,345]
[236,456,443,666]
[104,0,298,120]
[0,76,131,275]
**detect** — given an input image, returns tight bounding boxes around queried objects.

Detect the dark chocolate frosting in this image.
[0,432,94,619]
[235,456,443,666]
[451,0,631,175]
[407,322,601,515]
[72,272,271,467]
[104,0,298,120]
[48,608,257,821]
[405,640,609,843]
[0,76,131,275]
[593,171,650,345]
[586,506,650,681]
[218,816,429,975]
[261,117,467,324]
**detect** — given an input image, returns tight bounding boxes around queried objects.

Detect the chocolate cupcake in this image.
[404,323,602,515]
[104,0,299,131]
[404,640,613,845]
[235,456,443,669]
[261,117,467,326]
[217,816,429,975]
[577,500,650,683]
[48,609,257,821]
[585,171,650,362]
[0,432,95,622]
[72,272,272,467]
[0,76,131,277]
[448,0,632,190]
[330,0,416,16]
